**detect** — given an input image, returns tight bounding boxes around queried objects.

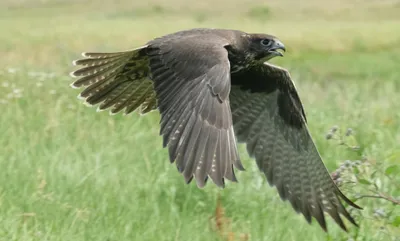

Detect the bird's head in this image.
[245,34,286,62]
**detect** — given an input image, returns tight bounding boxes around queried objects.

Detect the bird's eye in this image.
[260,39,271,46]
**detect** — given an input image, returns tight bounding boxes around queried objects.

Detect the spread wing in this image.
[70,46,157,115]
[230,62,361,231]
[146,35,244,188]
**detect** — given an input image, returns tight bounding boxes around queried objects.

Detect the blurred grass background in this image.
[0,0,399,240]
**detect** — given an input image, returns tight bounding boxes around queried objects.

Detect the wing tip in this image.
[336,187,363,210]
[109,109,119,116]
[72,59,80,66]
[209,176,226,189]
[96,106,107,113]
[196,181,206,189]
[122,110,136,116]
[69,81,81,89]
[82,101,93,107]
[234,160,246,171]
[69,70,78,78]
[77,93,85,100]
[185,175,194,184]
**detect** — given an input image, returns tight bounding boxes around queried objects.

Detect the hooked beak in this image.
[268,39,286,57]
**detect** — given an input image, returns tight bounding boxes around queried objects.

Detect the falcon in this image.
[70,28,361,231]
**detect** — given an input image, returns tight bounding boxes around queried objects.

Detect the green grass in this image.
[0,0,399,240]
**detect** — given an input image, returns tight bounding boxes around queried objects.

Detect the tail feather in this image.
[123,82,154,114]
[73,55,127,67]
[71,64,121,88]
[82,51,134,58]
[70,46,158,115]
[138,91,158,114]
[72,60,124,77]
[97,81,134,109]
[86,80,131,106]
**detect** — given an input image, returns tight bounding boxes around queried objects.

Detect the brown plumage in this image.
[70,28,362,232]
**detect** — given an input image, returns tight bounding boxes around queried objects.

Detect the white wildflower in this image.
[7,68,17,74]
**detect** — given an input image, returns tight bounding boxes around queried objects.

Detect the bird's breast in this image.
[227,48,253,74]
[230,62,250,74]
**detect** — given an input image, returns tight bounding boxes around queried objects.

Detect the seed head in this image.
[339,164,347,172]
[344,160,352,167]
[325,132,333,140]
[373,208,386,218]
[345,128,353,136]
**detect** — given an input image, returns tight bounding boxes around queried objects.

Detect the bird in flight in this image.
[70,28,361,232]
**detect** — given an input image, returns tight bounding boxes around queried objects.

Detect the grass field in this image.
[0,0,399,240]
